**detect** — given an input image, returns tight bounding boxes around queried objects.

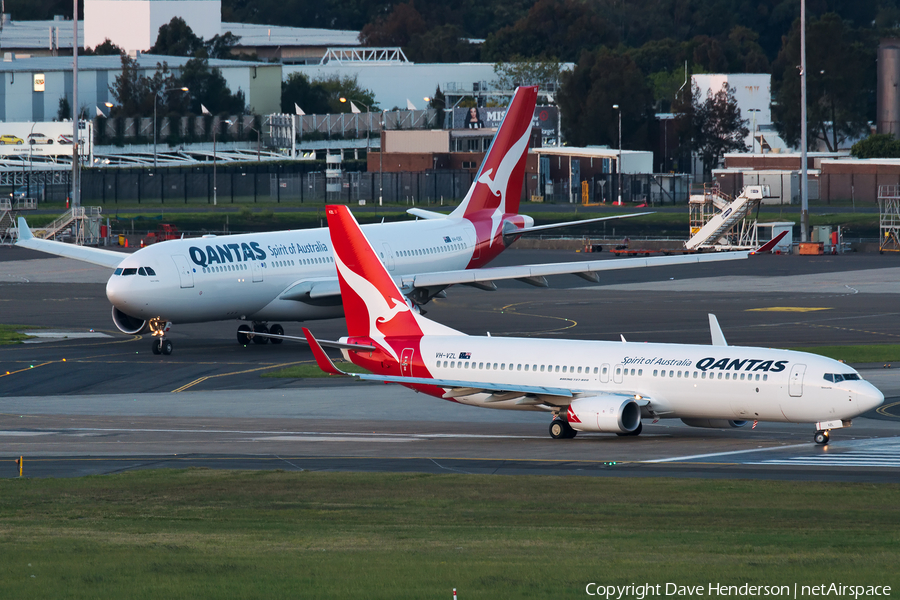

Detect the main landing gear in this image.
[237,322,284,346]
[549,418,577,439]
[149,318,173,355]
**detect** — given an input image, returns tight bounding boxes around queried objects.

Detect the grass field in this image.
[0,470,897,598]
[0,324,33,345]
[790,344,900,364]
[23,201,883,238]
[261,361,369,378]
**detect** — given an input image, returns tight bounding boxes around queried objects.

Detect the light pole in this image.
[613,104,622,205]
[748,108,760,153]
[154,87,188,169]
[340,97,383,203]
[213,118,234,206]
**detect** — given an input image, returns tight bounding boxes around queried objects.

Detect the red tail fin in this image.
[326,205,424,351]
[450,86,538,220]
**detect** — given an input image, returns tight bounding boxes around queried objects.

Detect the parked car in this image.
[27,133,53,145]
[0,134,24,145]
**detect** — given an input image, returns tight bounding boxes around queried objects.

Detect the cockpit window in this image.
[145,267,156,276]
[138,267,147,276]
[824,373,861,383]
[121,268,137,276]
[114,268,122,275]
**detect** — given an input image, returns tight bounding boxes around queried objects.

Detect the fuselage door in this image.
[381,242,395,271]
[599,363,610,383]
[400,348,415,377]
[464,228,480,260]
[251,258,264,282]
[171,254,194,289]
[789,364,806,397]
[613,364,624,384]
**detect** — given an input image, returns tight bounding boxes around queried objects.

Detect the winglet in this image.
[302,327,346,376]
[752,230,788,254]
[708,314,728,346]
[16,217,33,241]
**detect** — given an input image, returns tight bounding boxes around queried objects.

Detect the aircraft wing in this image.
[15,217,125,269]
[403,250,749,290]
[303,327,575,401]
[514,212,653,235]
[277,251,750,302]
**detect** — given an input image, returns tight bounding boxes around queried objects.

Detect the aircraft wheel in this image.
[269,323,284,344]
[549,419,576,439]
[161,339,173,355]
[151,338,162,355]
[549,420,566,439]
[237,324,251,345]
[814,430,830,445]
[252,324,269,345]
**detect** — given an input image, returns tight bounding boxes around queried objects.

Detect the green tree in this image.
[281,72,330,115]
[83,38,124,56]
[313,75,377,113]
[684,82,748,178]
[771,13,874,151]
[482,0,618,62]
[149,17,205,57]
[851,134,900,158]
[56,96,71,120]
[493,58,565,91]
[557,48,654,149]
[177,57,246,114]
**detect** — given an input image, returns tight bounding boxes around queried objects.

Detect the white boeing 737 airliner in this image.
[304,205,883,445]
[18,86,745,356]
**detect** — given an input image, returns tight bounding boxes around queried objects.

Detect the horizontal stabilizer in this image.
[253,328,375,352]
[407,208,450,220]
[515,212,653,235]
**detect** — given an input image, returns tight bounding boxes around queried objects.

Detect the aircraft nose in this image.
[860,383,885,413]
[106,273,133,307]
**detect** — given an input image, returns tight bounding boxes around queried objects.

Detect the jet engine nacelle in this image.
[111,306,150,335]
[681,418,748,429]
[567,396,641,433]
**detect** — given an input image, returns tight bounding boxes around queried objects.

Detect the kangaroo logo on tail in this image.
[326,206,425,360]
[450,86,538,223]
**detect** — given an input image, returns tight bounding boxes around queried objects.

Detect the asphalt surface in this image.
[1,245,899,480]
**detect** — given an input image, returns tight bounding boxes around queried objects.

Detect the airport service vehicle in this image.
[303,205,883,445]
[143,223,181,245]
[19,85,741,356]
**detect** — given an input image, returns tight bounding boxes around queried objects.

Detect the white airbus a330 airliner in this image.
[303,205,883,445]
[18,86,743,356]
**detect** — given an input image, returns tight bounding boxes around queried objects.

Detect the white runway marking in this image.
[751,451,900,468]
[2,427,545,441]
[645,443,810,463]
[254,435,417,443]
[0,431,54,437]
[22,331,112,343]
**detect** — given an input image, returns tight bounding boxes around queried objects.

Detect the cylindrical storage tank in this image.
[877,39,900,137]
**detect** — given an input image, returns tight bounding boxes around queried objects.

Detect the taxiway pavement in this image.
[1,246,899,480]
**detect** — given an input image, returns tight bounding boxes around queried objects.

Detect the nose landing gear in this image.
[149,318,173,355]
[814,430,830,445]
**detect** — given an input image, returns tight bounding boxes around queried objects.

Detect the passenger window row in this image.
[432,360,771,383]
[399,243,465,258]
[652,369,768,382]
[436,360,598,374]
